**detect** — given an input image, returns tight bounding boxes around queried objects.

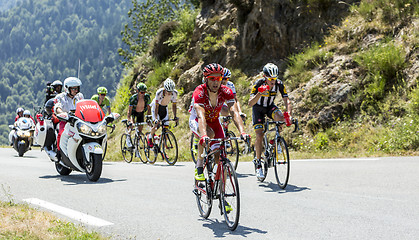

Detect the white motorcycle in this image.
[34,111,59,160]
[9,117,35,157]
[54,99,119,182]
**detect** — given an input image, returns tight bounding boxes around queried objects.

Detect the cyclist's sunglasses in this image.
[99,94,106,96]
[266,77,277,81]
[206,76,222,81]
[222,77,230,81]
[139,91,146,94]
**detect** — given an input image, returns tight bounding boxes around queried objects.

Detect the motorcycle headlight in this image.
[17,130,30,138]
[77,122,92,135]
[97,124,107,135]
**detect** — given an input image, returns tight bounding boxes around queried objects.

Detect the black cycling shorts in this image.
[252,104,280,130]
[132,110,145,123]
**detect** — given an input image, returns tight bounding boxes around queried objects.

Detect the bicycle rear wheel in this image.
[144,132,157,164]
[120,133,133,163]
[225,131,239,170]
[162,131,178,165]
[221,161,240,231]
[274,137,290,189]
[190,133,199,164]
[134,133,148,164]
[194,161,213,218]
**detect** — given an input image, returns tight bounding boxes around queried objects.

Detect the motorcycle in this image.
[34,111,58,159]
[9,117,35,157]
[54,99,119,182]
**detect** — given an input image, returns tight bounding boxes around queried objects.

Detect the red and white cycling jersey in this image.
[190,84,235,123]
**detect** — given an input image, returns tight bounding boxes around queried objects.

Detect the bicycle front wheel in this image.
[190,133,199,164]
[120,133,133,163]
[162,131,178,165]
[225,131,239,170]
[221,161,240,231]
[134,133,148,164]
[274,137,290,189]
[194,161,213,218]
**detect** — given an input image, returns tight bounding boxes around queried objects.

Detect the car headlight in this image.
[77,122,92,135]
[97,124,107,135]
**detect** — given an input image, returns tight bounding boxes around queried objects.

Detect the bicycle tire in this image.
[220,160,240,231]
[134,133,148,164]
[253,144,268,182]
[120,133,133,163]
[190,133,199,164]
[162,131,178,165]
[145,132,158,164]
[274,137,290,189]
[225,131,239,170]
[194,158,213,218]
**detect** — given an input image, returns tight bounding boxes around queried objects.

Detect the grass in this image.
[0,200,107,240]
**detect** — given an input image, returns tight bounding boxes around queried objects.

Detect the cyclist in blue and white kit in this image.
[220,68,246,120]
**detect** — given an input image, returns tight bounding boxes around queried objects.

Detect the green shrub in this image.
[408,87,419,114]
[314,132,329,150]
[147,59,175,88]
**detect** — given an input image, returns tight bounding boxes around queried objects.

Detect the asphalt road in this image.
[1,147,418,240]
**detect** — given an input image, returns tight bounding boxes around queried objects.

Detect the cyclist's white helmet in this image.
[164,78,175,92]
[23,110,31,117]
[16,107,24,115]
[263,63,279,78]
[51,80,63,87]
[63,77,82,94]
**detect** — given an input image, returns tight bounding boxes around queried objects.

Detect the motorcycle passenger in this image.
[248,63,293,179]
[45,80,63,103]
[127,82,152,134]
[147,78,179,147]
[54,77,84,154]
[91,87,111,114]
[189,63,249,182]
[14,107,25,122]
[43,99,60,159]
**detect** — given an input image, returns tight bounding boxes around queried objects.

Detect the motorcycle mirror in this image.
[56,112,69,122]
[8,125,14,130]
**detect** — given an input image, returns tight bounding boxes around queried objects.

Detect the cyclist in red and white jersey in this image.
[189,63,249,181]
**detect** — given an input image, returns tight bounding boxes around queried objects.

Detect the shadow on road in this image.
[13,155,37,159]
[258,182,311,193]
[39,174,127,185]
[236,173,254,179]
[200,218,267,238]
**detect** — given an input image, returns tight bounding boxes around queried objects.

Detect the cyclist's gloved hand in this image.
[283,112,292,127]
[240,132,250,142]
[153,119,159,125]
[199,135,209,146]
[258,84,270,93]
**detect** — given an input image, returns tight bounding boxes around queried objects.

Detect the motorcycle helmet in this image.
[263,63,279,78]
[97,87,108,95]
[23,110,31,118]
[16,107,24,115]
[63,77,82,95]
[136,82,147,92]
[45,99,55,116]
[163,78,175,92]
[51,80,63,87]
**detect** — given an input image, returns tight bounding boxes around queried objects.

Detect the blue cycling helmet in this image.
[223,68,231,79]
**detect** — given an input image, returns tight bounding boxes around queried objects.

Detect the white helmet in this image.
[164,78,175,92]
[23,110,31,117]
[263,63,279,78]
[16,107,24,115]
[51,80,63,87]
[63,77,82,95]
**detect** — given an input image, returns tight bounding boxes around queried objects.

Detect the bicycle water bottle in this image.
[154,135,160,144]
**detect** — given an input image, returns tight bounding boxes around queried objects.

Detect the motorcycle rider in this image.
[91,87,111,114]
[14,107,25,122]
[42,99,60,159]
[53,77,84,158]
[45,80,63,103]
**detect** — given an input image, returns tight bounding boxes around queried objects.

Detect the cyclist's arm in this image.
[228,101,245,134]
[234,96,243,113]
[147,105,151,115]
[248,92,264,107]
[172,102,177,118]
[154,102,160,120]
[127,105,133,123]
[282,96,292,115]
[194,103,207,137]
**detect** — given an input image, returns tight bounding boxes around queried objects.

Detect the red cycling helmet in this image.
[203,63,224,77]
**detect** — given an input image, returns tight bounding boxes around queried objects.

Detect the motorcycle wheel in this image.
[86,153,103,182]
[18,141,26,157]
[55,162,72,175]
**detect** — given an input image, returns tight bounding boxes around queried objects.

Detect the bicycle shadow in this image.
[236,172,254,179]
[258,182,311,194]
[39,174,127,185]
[200,218,267,238]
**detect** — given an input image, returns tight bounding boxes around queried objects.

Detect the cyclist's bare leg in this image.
[254,128,264,160]
[273,110,285,132]
[196,126,215,168]
[149,122,159,139]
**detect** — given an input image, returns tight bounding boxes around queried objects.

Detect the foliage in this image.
[0,0,130,145]
[201,28,239,53]
[147,59,175,88]
[354,0,419,24]
[119,0,195,67]
[408,87,419,114]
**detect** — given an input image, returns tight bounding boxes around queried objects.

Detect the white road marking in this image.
[23,198,113,227]
[295,158,380,162]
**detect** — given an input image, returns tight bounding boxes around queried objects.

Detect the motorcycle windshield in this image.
[16,117,32,130]
[75,100,104,123]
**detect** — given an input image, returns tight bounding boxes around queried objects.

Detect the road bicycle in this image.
[190,116,241,170]
[193,136,242,231]
[102,123,115,160]
[255,118,298,189]
[145,119,178,165]
[120,119,150,163]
